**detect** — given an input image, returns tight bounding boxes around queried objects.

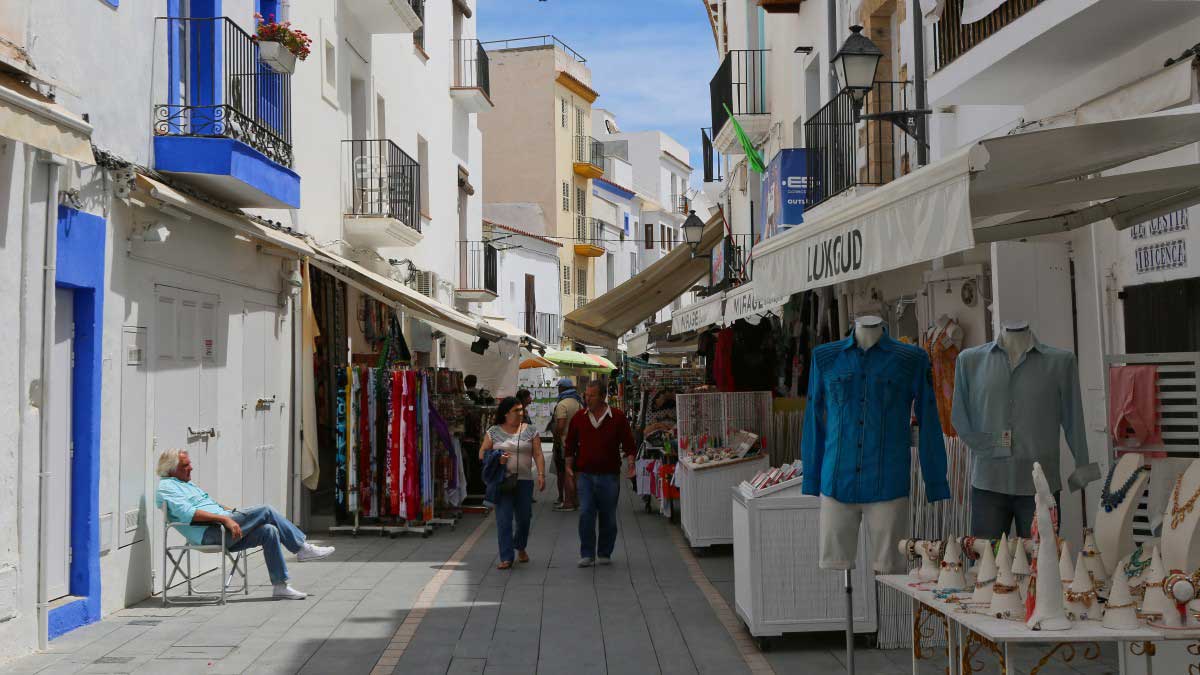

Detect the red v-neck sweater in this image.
[564,407,637,475]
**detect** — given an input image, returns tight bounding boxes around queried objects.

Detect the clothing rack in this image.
[1103,352,1200,544]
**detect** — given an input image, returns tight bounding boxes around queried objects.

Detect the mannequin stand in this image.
[845,570,855,675]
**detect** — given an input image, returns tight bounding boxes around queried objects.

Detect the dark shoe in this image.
[517,550,530,563]
[497,560,513,570]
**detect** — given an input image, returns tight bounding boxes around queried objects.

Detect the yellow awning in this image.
[562,213,724,349]
[0,74,93,164]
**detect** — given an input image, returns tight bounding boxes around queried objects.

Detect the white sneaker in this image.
[272,583,308,600]
[296,543,335,562]
[578,557,595,568]
[598,557,612,565]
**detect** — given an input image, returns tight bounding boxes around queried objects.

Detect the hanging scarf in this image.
[403,370,420,520]
[334,367,348,509]
[347,367,359,513]
[359,366,373,515]
[421,372,434,520]
[389,369,401,516]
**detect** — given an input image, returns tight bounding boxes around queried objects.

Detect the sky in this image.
[477,0,719,189]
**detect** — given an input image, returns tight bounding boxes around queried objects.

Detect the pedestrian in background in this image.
[480,396,545,569]
[551,377,583,512]
[565,381,636,567]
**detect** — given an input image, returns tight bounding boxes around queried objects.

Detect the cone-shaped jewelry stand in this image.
[937,538,968,591]
[1027,462,1071,631]
[1103,556,1139,630]
[1065,554,1098,620]
[972,542,998,604]
[1142,546,1179,627]
[1012,538,1032,601]
[1058,541,1075,589]
[1081,529,1107,590]
[989,543,1023,619]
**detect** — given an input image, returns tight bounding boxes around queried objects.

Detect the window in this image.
[563,265,571,295]
[561,99,567,128]
[575,107,584,134]
[562,181,570,211]
[324,40,336,89]
[417,135,430,216]
[630,252,637,276]
[660,224,668,251]
[577,267,588,297]
[576,187,586,215]
[644,222,653,249]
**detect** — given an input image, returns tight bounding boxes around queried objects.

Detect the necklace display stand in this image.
[937,538,967,591]
[1080,529,1107,589]
[1143,546,1180,627]
[1057,541,1075,589]
[972,543,997,604]
[1027,462,1070,631]
[1012,538,1032,601]
[1064,554,1097,620]
[989,541,1023,619]
[1162,459,1200,572]
[1094,453,1149,577]
[1103,556,1139,630]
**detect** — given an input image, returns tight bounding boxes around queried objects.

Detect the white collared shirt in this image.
[588,406,612,429]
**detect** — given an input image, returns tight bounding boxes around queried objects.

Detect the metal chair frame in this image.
[161,505,249,606]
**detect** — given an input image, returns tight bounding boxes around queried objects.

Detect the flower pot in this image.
[258,41,296,74]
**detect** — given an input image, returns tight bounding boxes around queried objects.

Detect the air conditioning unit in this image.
[414,270,437,298]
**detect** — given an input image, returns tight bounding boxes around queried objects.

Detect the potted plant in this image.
[254,13,311,75]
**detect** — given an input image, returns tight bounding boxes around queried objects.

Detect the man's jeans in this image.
[577,472,620,559]
[495,479,534,563]
[970,487,1060,540]
[202,505,306,584]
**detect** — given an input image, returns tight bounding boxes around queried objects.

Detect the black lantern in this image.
[682,210,705,255]
[832,25,882,116]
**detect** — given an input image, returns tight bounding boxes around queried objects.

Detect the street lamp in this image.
[682,210,706,256]
[832,25,882,121]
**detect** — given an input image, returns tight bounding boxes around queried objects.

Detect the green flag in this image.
[723,103,766,174]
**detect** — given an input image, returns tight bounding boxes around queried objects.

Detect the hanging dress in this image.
[359,366,373,515]
[389,369,402,516]
[334,367,348,510]
[347,367,359,513]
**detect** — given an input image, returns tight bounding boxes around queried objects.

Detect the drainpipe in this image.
[827,0,839,96]
[36,152,65,650]
[911,0,929,166]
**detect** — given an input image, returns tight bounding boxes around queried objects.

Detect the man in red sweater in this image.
[565,380,637,567]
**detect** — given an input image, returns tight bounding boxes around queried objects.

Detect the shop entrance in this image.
[1122,277,1200,353]
[46,288,74,601]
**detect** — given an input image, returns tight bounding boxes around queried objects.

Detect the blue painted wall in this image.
[47,207,106,640]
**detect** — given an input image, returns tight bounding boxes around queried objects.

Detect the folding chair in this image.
[161,505,249,606]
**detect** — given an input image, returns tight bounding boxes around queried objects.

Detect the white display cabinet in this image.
[677,454,769,547]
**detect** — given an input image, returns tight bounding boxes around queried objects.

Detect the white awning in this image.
[563,213,725,349]
[0,74,93,164]
[481,315,547,350]
[669,293,724,335]
[723,281,787,325]
[755,105,1200,301]
[310,248,505,345]
[135,174,315,257]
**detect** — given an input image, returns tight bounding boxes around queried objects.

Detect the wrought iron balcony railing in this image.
[575,215,605,248]
[709,49,769,135]
[451,38,490,98]
[343,139,421,231]
[803,80,912,209]
[520,312,561,346]
[710,233,754,292]
[155,17,293,167]
[411,0,425,49]
[932,0,1042,72]
[701,127,723,183]
[458,241,498,295]
[673,195,690,215]
[576,295,588,311]
[575,136,604,170]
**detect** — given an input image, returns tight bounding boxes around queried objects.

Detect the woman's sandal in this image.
[517,550,530,563]
[497,560,513,570]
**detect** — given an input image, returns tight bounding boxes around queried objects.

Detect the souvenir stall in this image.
[633,368,707,518]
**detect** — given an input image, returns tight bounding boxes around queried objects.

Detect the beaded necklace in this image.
[1100,463,1145,513]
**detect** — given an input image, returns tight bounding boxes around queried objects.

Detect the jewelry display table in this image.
[676,454,769,548]
[877,574,1163,675]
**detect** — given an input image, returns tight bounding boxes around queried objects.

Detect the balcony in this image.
[345,0,422,34]
[574,216,605,258]
[450,39,492,112]
[412,0,426,50]
[342,139,421,247]
[927,0,1200,105]
[520,312,561,346]
[673,195,690,216]
[455,241,498,302]
[803,81,912,210]
[709,49,769,156]
[709,234,753,293]
[153,17,299,208]
[573,136,605,179]
[576,295,588,311]
[701,127,724,183]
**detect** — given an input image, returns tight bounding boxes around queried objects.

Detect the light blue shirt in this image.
[155,477,229,545]
[951,337,1090,496]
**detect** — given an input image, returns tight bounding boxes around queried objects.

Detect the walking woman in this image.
[480,396,546,569]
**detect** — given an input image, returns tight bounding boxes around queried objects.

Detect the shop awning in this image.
[544,349,616,372]
[310,248,506,345]
[481,315,547,351]
[0,74,93,164]
[563,213,725,349]
[723,281,787,325]
[669,293,724,335]
[135,174,315,257]
[755,105,1200,300]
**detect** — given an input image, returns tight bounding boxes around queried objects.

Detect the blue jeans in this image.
[202,505,306,584]
[577,473,620,559]
[495,480,534,563]
[970,488,1060,540]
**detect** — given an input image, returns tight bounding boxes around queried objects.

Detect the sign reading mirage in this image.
[806,227,864,283]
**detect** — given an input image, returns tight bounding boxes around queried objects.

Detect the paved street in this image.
[1,480,1118,675]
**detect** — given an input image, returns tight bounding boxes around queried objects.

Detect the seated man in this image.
[155,448,333,600]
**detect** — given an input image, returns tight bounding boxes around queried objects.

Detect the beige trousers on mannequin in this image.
[818,496,909,573]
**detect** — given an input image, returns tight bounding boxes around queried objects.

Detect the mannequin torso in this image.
[1161,459,1200,572]
[998,321,1035,369]
[1094,453,1149,576]
[855,316,884,351]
